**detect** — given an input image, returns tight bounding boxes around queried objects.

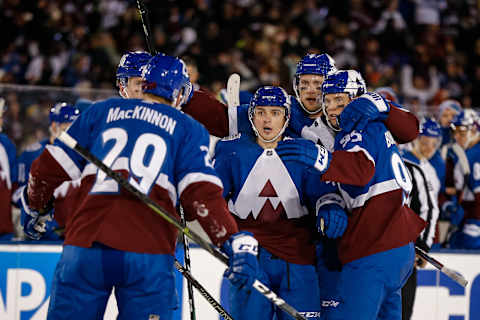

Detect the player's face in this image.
[453,128,471,149]
[253,106,286,142]
[298,74,324,113]
[439,108,458,127]
[417,136,440,159]
[122,77,144,99]
[323,93,351,128]
[50,122,73,140]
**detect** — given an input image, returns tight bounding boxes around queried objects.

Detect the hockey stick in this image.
[174,260,234,320]
[136,1,196,315]
[226,74,240,108]
[415,246,468,287]
[179,206,196,320]
[136,0,157,55]
[57,131,307,320]
[226,73,240,135]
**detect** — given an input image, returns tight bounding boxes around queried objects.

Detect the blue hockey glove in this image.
[441,196,464,226]
[339,92,390,132]
[276,139,331,175]
[20,186,54,240]
[317,204,348,239]
[222,231,259,289]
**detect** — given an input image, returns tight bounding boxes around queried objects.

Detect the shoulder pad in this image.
[25,142,43,152]
[221,133,242,141]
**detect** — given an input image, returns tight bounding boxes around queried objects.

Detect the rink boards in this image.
[0,243,479,320]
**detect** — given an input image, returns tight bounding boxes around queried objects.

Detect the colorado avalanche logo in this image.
[231,149,308,221]
[253,179,287,223]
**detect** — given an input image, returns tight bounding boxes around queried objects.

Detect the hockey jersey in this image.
[321,122,425,264]
[28,97,238,254]
[214,133,341,265]
[462,142,480,221]
[17,138,48,186]
[0,133,17,234]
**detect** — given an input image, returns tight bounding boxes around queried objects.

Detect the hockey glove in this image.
[441,196,464,226]
[339,92,390,132]
[222,231,259,290]
[317,204,348,239]
[20,186,54,240]
[275,139,331,175]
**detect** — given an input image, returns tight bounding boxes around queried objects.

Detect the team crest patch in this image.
[148,314,160,320]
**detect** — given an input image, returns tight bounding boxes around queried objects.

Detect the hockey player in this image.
[0,97,18,241]
[17,102,79,189]
[21,54,259,319]
[437,99,462,146]
[214,86,346,320]
[116,51,152,99]
[401,119,443,320]
[275,70,426,320]
[17,102,79,240]
[402,118,443,244]
[449,109,480,249]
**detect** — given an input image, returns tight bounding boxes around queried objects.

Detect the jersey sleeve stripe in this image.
[346,145,375,167]
[339,179,400,209]
[178,172,223,197]
[46,144,82,180]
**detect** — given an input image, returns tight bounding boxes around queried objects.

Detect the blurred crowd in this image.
[1,0,480,148]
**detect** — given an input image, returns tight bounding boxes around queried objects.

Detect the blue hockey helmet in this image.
[321,70,367,131]
[248,86,291,143]
[419,118,441,137]
[141,54,192,109]
[322,70,366,100]
[293,53,337,115]
[49,102,80,123]
[450,110,475,131]
[116,51,152,85]
[295,53,337,78]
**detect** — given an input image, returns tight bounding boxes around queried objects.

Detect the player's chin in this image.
[304,101,321,112]
[260,129,275,140]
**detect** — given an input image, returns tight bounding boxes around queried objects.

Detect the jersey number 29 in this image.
[91,127,166,195]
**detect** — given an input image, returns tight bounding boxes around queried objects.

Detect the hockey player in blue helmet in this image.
[275,69,425,320]
[16,102,79,240]
[449,108,480,249]
[116,51,152,98]
[401,118,445,320]
[17,102,79,189]
[214,86,346,320]
[23,53,256,319]
[293,53,337,115]
[321,70,368,131]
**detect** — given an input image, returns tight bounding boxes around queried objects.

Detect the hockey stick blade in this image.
[441,266,468,287]
[58,131,307,320]
[174,260,234,320]
[415,246,468,287]
[226,73,240,108]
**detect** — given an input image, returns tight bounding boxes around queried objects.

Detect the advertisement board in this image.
[0,244,478,320]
